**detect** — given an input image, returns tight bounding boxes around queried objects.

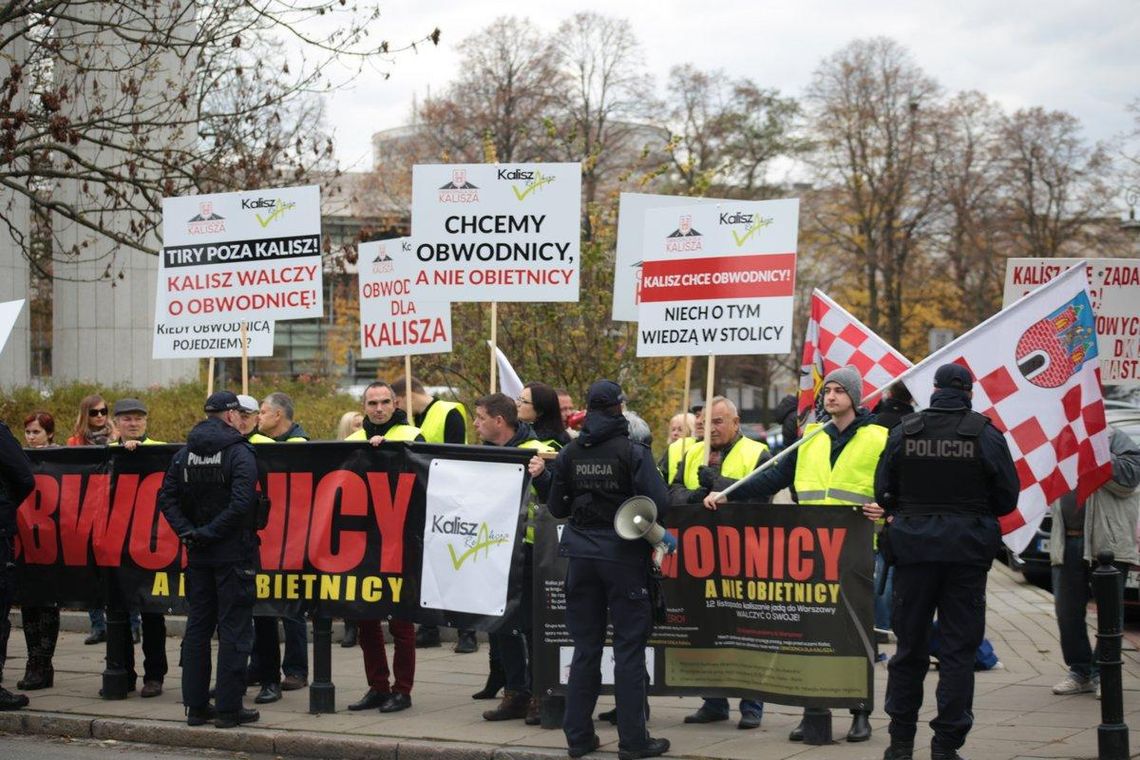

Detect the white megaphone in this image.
[614,496,673,567]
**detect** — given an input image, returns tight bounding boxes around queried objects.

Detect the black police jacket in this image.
[0,422,35,535]
[158,417,258,566]
[547,411,668,567]
[875,389,1019,566]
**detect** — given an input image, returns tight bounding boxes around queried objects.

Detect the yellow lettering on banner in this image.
[286,574,300,600]
[387,576,403,603]
[705,579,718,598]
[321,575,341,600]
[721,579,743,599]
[362,576,383,603]
[345,575,356,601]
[256,574,271,599]
[302,574,317,598]
[178,573,185,597]
[151,572,169,597]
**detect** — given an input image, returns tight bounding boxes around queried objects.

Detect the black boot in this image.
[17,658,54,691]
[883,741,915,760]
[472,660,506,699]
[930,748,966,760]
[0,686,29,711]
[846,710,871,742]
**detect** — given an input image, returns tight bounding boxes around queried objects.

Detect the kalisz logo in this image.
[242,196,297,228]
[432,513,510,570]
[665,214,702,253]
[371,244,393,274]
[438,169,479,203]
[503,167,555,201]
[187,201,225,235]
[719,212,774,247]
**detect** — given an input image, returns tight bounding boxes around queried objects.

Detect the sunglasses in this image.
[88,408,109,417]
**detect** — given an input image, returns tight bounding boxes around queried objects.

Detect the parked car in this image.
[1013,408,1140,605]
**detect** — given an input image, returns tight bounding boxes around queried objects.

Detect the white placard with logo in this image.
[559,647,656,686]
[358,238,452,358]
[612,193,731,322]
[420,458,527,615]
[409,163,581,302]
[152,305,275,359]
[636,199,799,357]
[157,185,322,325]
[1003,258,1140,386]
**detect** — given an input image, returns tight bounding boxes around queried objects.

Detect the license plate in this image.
[1127,570,1140,590]
[1038,538,1050,553]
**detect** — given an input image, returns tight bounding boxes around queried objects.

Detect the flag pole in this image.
[240,321,249,396]
[404,354,413,421]
[489,301,498,394]
[207,357,215,397]
[702,354,715,466]
[681,355,694,458]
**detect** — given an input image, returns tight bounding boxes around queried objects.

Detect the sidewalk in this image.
[2,563,1138,760]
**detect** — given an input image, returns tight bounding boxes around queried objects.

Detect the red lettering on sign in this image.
[128,473,179,571]
[18,475,59,564]
[682,526,715,578]
[717,526,741,578]
[309,470,367,574]
[58,473,110,566]
[283,473,312,570]
[787,527,813,581]
[817,528,846,582]
[368,472,415,574]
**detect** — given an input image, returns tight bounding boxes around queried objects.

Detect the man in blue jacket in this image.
[158,391,259,729]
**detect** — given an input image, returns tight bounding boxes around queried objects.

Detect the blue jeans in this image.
[701,697,764,718]
[89,608,140,634]
[874,551,894,631]
[1052,535,1126,680]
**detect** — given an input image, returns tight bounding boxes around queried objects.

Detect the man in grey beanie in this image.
[704,364,887,743]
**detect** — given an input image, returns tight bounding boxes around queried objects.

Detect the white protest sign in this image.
[409,163,581,302]
[420,458,525,615]
[1003,258,1140,386]
[158,185,322,325]
[152,308,275,359]
[0,299,24,355]
[636,199,799,357]
[612,193,729,322]
[359,238,452,358]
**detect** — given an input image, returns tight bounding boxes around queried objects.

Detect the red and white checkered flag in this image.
[902,263,1112,553]
[798,289,913,428]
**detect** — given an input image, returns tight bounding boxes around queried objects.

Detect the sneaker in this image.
[1052,673,1095,695]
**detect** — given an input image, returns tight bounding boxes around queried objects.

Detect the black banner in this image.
[533,503,875,709]
[15,442,533,630]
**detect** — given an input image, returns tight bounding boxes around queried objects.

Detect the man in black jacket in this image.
[875,364,1018,760]
[0,422,35,710]
[158,391,259,729]
[547,380,671,760]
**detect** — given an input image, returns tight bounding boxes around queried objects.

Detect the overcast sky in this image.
[325,0,1140,182]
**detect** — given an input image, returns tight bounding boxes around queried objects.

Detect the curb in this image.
[0,711,566,760]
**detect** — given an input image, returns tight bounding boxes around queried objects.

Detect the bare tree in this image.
[0,0,439,274]
[805,37,942,346]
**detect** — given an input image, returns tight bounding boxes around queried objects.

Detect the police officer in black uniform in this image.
[158,391,259,729]
[875,365,1018,760]
[547,380,672,760]
[0,422,35,711]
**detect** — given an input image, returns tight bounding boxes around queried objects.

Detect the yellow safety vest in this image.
[418,400,469,444]
[345,425,422,442]
[682,437,769,491]
[519,438,554,544]
[109,436,166,446]
[248,433,276,443]
[794,422,888,505]
[665,437,697,484]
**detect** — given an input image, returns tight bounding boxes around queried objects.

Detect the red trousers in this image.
[359,618,415,694]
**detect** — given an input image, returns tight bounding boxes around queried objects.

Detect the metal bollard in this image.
[309,616,335,713]
[101,573,131,700]
[540,693,565,729]
[801,706,833,744]
[1093,551,1129,760]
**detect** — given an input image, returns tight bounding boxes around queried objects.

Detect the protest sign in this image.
[532,504,874,708]
[1003,258,1140,386]
[612,193,728,322]
[156,185,322,326]
[152,309,275,359]
[0,298,24,354]
[358,238,452,358]
[636,199,799,357]
[409,163,581,302]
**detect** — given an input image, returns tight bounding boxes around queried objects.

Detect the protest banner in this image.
[532,504,874,708]
[636,199,799,357]
[612,193,729,322]
[0,298,24,353]
[151,313,275,359]
[408,163,581,302]
[1003,257,1140,386]
[156,185,323,327]
[15,442,533,628]
[358,237,452,358]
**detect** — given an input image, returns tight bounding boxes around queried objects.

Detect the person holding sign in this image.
[875,365,1018,760]
[670,397,768,730]
[703,367,885,743]
[345,382,424,715]
[391,376,478,655]
[546,380,672,760]
[657,409,699,485]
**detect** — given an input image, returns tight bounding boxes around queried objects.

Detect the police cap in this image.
[204,391,242,413]
[586,379,625,410]
[933,363,973,391]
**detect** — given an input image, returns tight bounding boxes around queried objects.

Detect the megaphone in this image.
[614,496,666,544]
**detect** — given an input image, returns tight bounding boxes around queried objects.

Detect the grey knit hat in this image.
[822,365,863,409]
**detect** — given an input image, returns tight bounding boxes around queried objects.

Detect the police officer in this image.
[0,421,35,711]
[547,380,671,760]
[158,391,259,728]
[875,364,1018,760]
[704,366,885,743]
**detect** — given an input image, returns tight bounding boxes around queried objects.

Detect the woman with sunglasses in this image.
[17,412,59,690]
